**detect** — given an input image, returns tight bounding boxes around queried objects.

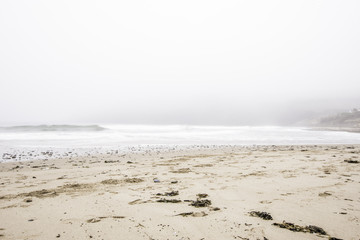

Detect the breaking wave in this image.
[0,124,107,132]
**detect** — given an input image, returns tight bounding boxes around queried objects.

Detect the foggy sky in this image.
[1,1,360,126]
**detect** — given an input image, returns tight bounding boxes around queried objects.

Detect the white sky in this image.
[1,0,360,125]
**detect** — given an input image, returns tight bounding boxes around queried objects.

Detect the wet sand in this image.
[0,145,359,240]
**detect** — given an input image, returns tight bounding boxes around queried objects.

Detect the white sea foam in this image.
[1,124,360,162]
[0,124,106,132]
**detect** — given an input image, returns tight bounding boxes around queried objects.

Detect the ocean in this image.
[1,124,360,162]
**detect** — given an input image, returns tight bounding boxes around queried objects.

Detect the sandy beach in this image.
[0,145,359,240]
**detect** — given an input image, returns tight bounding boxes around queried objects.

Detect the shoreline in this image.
[308,127,360,133]
[2,143,360,163]
[0,144,359,239]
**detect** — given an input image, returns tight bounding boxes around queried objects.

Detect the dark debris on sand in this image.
[156,191,179,197]
[196,193,208,198]
[273,221,326,235]
[156,198,181,203]
[249,211,273,220]
[190,199,212,208]
[307,225,327,235]
[101,179,121,185]
[344,159,359,164]
[104,160,119,163]
[86,216,125,223]
[24,189,58,198]
[124,178,144,183]
[176,211,208,217]
[177,212,194,217]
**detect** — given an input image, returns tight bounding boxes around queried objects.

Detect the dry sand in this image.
[0,145,359,240]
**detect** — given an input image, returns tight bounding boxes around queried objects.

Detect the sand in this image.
[0,145,359,240]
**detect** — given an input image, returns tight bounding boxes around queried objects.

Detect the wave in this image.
[0,124,107,132]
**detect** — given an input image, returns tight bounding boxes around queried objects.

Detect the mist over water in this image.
[1,1,360,162]
[1,1,360,127]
